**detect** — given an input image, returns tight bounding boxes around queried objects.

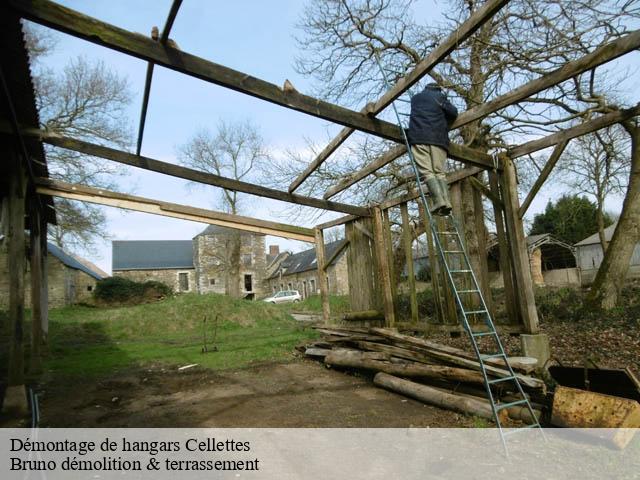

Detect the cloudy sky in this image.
[29,0,640,273]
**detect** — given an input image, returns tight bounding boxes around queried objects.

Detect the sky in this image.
[28,0,640,274]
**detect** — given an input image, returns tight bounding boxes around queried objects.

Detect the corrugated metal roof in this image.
[112,240,194,270]
[269,239,346,279]
[575,223,618,246]
[48,243,105,280]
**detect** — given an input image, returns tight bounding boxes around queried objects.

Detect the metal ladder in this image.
[374,55,542,451]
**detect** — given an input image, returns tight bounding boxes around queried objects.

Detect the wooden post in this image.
[346,218,379,313]
[7,159,26,386]
[382,208,398,316]
[40,213,49,343]
[314,228,331,324]
[499,156,540,334]
[488,171,520,325]
[419,202,443,325]
[400,203,418,324]
[29,202,43,373]
[372,207,396,327]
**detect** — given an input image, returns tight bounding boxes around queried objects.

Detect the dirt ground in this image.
[37,359,474,428]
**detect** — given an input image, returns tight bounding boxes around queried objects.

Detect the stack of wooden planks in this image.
[302,326,547,424]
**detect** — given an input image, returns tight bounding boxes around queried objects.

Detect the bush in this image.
[94,277,172,305]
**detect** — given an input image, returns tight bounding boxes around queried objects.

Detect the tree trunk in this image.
[226,231,242,298]
[587,123,640,309]
[596,201,607,254]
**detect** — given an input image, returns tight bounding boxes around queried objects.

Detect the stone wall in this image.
[194,232,267,298]
[113,268,196,293]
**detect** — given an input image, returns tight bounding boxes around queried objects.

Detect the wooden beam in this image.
[315,214,362,230]
[29,202,43,373]
[510,104,640,158]
[372,207,396,327]
[400,203,419,323]
[452,30,640,130]
[10,0,412,145]
[499,156,539,334]
[35,178,317,243]
[323,239,350,271]
[518,140,569,218]
[5,125,370,217]
[382,208,398,317]
[314,228,331,324]
[288,0,509,192]
[468,176,503,209]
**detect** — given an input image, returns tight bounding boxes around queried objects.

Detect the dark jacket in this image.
[407,85,458,151]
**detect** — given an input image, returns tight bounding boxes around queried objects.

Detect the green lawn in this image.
[3,293,318,379]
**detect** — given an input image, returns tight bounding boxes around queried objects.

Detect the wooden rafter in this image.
[288,0,509,193]
[35,178,316,243]
[3,124,370,217]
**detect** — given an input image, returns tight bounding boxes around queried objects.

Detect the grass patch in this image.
[35,293,317,378]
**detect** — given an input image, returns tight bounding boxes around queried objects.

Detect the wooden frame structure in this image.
[3,0,640,391]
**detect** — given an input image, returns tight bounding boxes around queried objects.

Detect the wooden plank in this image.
[29,202,43,373]
[488,171,519,326]
[39,211,49,342]
[315,214,362,230]
[499,156,540,334]
[35,178,316,243]
[452,32,640,130]
[323,239,349,271]
[519,140,568,218]
[400,203,418,323]
[372,207,396,327]
[3,125,370,217]
[468,176,503,209]
[418,202,443,324]
[346,218,379,312]
[7,157,26,386]
[288,0,509,192]
[382,208,398,317]
[314,228,331,324]
[510,104,640,158]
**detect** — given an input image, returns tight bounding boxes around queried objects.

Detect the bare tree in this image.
[557,126,630,252]
[177,120,269,297]
[25,23,133,254]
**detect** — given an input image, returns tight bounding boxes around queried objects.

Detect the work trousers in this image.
[410,144,448,181]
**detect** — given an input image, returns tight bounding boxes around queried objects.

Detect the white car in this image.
[264,290,302,304]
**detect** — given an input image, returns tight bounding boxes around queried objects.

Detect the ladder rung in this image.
[487,376,517,385]
[443,250,464,254]
[503,424,540,436]
[438,231,458,235]
[458,289,479,294]
[480,353,506,360]
[463,309,488,315]
[450,269,472,273]
[472,331,497,338]
[495,399,529,411]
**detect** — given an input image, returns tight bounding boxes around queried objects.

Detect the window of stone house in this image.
[209,278,216,285]
[310,279,316,294]
[87,285,93,292]
[178,272,189,292]
[244,274,253,292]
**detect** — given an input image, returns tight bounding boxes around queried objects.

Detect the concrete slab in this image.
[520,333,550,369]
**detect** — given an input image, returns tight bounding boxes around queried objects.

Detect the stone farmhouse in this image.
[112,227,349,300]
[0,242,106,308]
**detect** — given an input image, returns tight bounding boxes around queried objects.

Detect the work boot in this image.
[438,177,453,216]
[426,178,447,216]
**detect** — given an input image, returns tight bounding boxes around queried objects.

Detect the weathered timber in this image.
[419,202,444,323]
[510,104,640,158]
[325,349,485,385]
[381,209,398,317]
[468,176,503,209]
[499,156,540,334]
[453,33,640,130]
[372,207,396,327]
[35,177,316,242]
[342,310,384,321]
[5,126,369,217]
[374,373,504,421]
[345,218,380,312]
[29,203,43,373]
[304,347,332,358]
[288,0,508,192]
[518,140,568,218]
[315,214,362,230]
[400,203,419,323]
[314,228,331,324]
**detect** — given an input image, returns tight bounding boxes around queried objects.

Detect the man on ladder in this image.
[407,83,458,216]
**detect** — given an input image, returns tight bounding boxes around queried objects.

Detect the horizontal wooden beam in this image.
[10,1,401,143]
[288,0,509,192]
[315,214,361,230]
[518,140,568,218]
[4,124,370,217]
[452,30,640,130]
[35,178,316,243]
[509,104,640,158]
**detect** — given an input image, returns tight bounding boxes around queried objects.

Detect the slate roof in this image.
[48,243,105,280]
[268,239,347,279]
[112,240,194,270]
[575,223,618,246]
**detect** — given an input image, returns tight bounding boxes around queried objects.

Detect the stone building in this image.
[266,240,349,298]
[112,225,268,298]
[0,242,105,309]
